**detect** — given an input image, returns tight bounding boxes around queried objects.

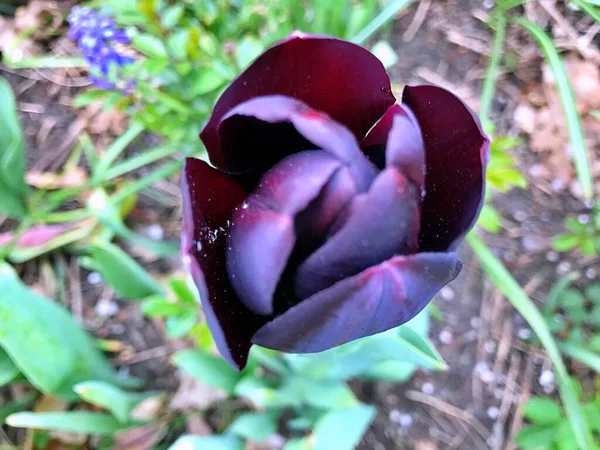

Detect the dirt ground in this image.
[2,1,600,449]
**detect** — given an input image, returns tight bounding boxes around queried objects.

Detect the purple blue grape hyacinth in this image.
[68,6,134,90]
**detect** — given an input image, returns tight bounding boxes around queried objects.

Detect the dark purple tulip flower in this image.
[181,32,489,370]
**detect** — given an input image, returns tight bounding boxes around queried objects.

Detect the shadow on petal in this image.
[181,158,268,370]
[253,252,462,353]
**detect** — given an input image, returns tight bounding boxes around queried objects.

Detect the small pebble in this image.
[540,211,551,222]
[399,414,413,428]
[586,268,597,279]
[87,271,102,285]
[267,434,285,449]
[584,199,595,208]
[484,340,496,353]
[421,382,435,395]
[543,384,556,394]
[551,179,565,191]
[487,406,500,420]
[440,286,455,301]
[95,298,118,317]
[546,251,559,262]
[513,210,527,222]
[494,389,504,400]
[517,328,532,340]
[470,317,482,329]
[557,261,572,275]
[539,370,555,387]
[145,224,164,240]
[439,329,453,345]
[578,214,590,225]
[503,251,516,262]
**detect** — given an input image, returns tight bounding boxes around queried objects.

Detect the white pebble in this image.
[513,210,527,222]
[551,179,565,191]
[517,328,532,340]
[578,214,590,225]
[539,370,555,387]
[87,271,102,285]
[487,406,500,420]
[267,434,285,449]
[95,298,118,317]
[470,317,482,329]
[440,286,455,301]
[586,268,597,279]
[484,340,496,353]
[439,330,453,345]
[494,389,504,400]
[399,414,413,428]
[145,224,164,240]
[546,251,559,262]
[557,261,572,275]
[421,382,435,395]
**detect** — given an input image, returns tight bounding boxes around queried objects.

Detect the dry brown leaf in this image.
[186,415,213,436]
[110,425,167,450]
[14,0,63,39]
[79,102,128,136]
[169,373,227,412]
[564,56,600,113]
[131,396,165,421]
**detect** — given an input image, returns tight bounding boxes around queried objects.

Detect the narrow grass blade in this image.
[351,0,413,45]
[93,123,145,182]
[467,233,593,450]
[558,342,600,372]
[515,18,593,199]
[106,145,178,179]
[572,0,600,22]
[479,13,507,134]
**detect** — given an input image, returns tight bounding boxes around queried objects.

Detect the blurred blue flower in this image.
[68,6,134,90]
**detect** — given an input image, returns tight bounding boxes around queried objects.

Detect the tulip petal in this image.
[181,158,268,370]
[253,252,462,353]
[201,32,395,171]
[362,104,426,188]
[295,167,421,299]
[226,151,342,315]
[217,96,377,188]
[402,85,489,252]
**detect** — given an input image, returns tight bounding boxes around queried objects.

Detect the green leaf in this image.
[467,233,593,450]
[556,419,578,450]
[370,40,398,69]
[161,4,185,29]
[552,234,580,252]
[523,397,563,425]
[132,34,168,59]
[235,36,265,69]
[165,311,196,338]
[233,376,289,408]
[0,347,19,386]
[0,264,134,398]
[6,412,129,436]
[585,284,600,302]
[0,77,27,217]
[284,438,311,450]
[283,378,358,409]
[558,342,600,372]
[172,349,241,393]
[72,90,109,108]
[362,360,415,382]
[514,424,557,449]
[167,435,243,450]
[572,0,600,22]
[88,242,163,300]
[0,393,35,424]
[169,277,197,304]
[74,381,160,423]
[189,69,226,96]
[478,204,502,234]
[560,289,585,311]
[228,412,278,442]
[516,19,593,199]
[313,404,376,450]
[141,296,186,317]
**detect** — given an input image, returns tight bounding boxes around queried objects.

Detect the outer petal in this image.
[361,104,426,188]
[402,85,489,252]
[217,96,377,188]
[295,167,420,299]
[181,158,268,370]
[201,32,395,171]
[226,151,342,316]
[253,252,462,353]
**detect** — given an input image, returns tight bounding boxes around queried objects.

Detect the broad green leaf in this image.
[72,90,109,108]
[0,264,134,398]
[284,438,311,450]
[165,311,196,338]
[169,277,197,304]
[282,378,358,409]
[141,296,186,317]
[516,19,593,199]
[467,234,593,450]
[168,435,243,450]
[228,412,278,442]
[552,234,580,252]
[363,360,415,382]
[6,411,128,436]
[87,242,163,299]
[0,393,35,424]
[172,349,240,393]
[74,381,160,423]
[233,376,291,408]
[161,4,185,29]
[515,424,557,449]
[523,397,563,425]
[235,36,265,69]
[585,284,600,302]
[0,347,19,386]
[189,69,226,96]
[556,419,578,450]
[313,404,376,450]
[132,34,168,59]
[560,289,585,310]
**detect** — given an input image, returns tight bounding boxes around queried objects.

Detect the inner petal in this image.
[295,167,421,299]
